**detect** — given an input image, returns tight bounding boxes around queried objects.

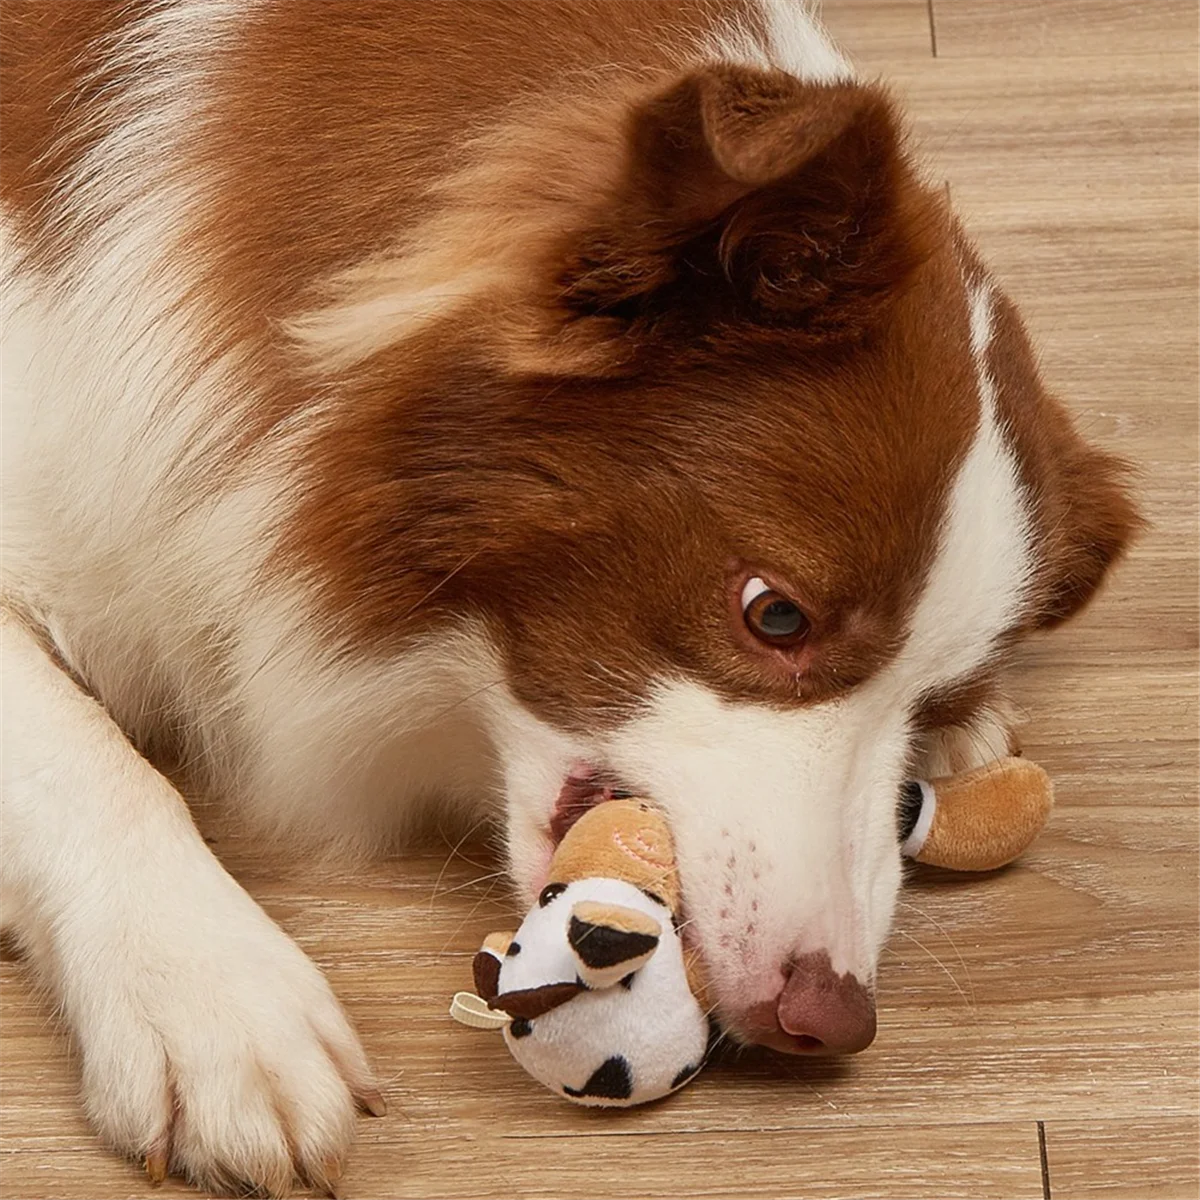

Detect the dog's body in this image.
[0,1,1135,1191]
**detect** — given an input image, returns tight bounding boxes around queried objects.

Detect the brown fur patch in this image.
[535,69,937,374]
[0,0,151,261]
[271,54,978,729]
[912,668,1003,736]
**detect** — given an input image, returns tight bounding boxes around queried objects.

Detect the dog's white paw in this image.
[65,881,382,1195]
[915,697,1020,779]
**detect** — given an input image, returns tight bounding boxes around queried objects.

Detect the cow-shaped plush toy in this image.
[460,799,708,1106]
[452,758,1053,1106]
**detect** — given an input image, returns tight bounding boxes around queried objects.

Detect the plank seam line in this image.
[1038,1119,1052,1200]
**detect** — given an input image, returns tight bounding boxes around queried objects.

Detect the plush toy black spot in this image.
[568,916,658,969]
[562,1055,633,1101]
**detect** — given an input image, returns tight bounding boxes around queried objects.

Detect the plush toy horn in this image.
[568,900,662,989]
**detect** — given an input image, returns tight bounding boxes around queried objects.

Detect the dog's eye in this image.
[741,577,810,648]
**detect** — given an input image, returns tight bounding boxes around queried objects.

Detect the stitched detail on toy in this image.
[613,826,672,870]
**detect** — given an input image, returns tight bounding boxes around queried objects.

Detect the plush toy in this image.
[452,799,709,1106]
[451,756,1052,1107]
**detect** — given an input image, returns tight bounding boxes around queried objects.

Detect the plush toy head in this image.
[466,801,709,1107]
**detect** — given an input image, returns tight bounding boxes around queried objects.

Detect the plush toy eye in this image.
[741,577,810,648]
[538,882,568,908]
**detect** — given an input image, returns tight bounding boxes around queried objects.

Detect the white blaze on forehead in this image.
[708,1,853,82]
[758,0,855,83]
[883,276,1036,699]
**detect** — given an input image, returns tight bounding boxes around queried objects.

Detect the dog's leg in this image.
[0,609,382,1195]
[914,694,1021,780]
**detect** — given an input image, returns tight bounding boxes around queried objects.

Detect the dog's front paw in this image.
[915,696,1020,779]
[68,893,382,1196]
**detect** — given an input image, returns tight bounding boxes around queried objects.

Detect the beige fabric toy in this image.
[899,756,1054,872]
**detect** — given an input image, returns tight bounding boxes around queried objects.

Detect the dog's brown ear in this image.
[986,289,1141,629]
[1029,437,1139,628]
[523,65,932,374]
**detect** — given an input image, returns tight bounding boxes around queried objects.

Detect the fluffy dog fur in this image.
[0,0,1135,1192]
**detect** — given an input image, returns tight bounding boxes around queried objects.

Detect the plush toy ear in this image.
[472,951,501,1004]
[490,981,585,1019]
[471,931,515,1002]
[524,65,931,374]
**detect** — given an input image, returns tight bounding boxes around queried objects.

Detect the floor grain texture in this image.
[2,1,1197,1197]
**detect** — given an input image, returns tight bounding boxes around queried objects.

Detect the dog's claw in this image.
[358,1087,387,1117]
[144,1149,168,1186]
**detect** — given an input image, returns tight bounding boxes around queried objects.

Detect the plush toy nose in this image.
[774,951,877,1054]
[568,901,661,989]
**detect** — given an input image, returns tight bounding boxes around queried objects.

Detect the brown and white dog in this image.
[0,0,1136,1192]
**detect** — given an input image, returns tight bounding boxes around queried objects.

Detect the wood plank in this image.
[820,0,935,63]
[1044,1118,1200,1199]
[0,1121,1047,1200]
[931,0,1199,59]
[877,46,1200,831]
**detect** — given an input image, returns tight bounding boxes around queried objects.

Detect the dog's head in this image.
[294,66,1137,1053]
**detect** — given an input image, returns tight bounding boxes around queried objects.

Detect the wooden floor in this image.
[2,2,1197,1197]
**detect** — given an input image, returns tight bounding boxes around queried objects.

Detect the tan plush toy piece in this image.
[900,756,1054,871]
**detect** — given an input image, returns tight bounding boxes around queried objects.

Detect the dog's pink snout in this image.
[775,951,876,1055]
